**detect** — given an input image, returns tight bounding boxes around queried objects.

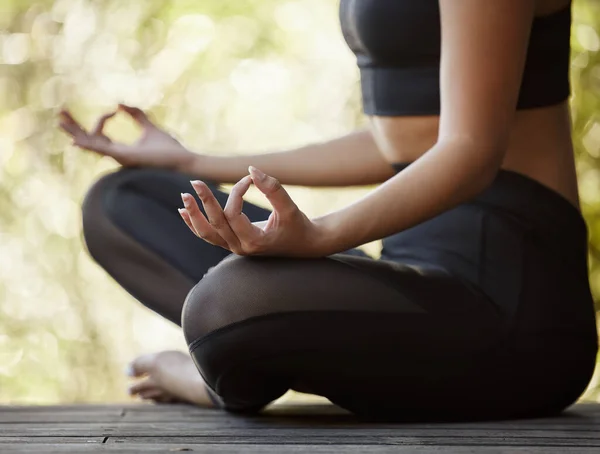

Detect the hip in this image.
[382,165,596,341]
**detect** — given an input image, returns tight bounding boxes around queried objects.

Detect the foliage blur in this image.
[0,0,599,404]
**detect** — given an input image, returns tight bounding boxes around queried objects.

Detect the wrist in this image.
[177,152,207,176]
[311,213,350,256]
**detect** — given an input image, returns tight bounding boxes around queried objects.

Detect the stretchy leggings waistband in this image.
[392,162,588,257]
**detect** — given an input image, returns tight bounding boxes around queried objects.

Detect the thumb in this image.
[91,111,117,136]
[118,104,154,128]
[249,166,297,215]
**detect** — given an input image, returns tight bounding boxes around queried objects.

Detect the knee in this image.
[81,170,121,252]
[81,168,152,254]
[181,255,280,345]
[83,166,174,226]
[82,167,146,221]
[82,167,220,229]
[82,170,117,220]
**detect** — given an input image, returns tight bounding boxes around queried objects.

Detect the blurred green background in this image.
[0,0,599,404]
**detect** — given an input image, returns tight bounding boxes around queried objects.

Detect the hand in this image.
[58,104,197,171]
[178,166,331,258]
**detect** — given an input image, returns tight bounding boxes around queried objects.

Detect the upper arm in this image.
[438,0,535,155]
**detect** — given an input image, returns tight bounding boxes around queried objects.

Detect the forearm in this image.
[315,139,502,254]
[186,129,396,186]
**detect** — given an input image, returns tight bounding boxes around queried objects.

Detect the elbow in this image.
[438,137,506,198]
[471,159,501,195]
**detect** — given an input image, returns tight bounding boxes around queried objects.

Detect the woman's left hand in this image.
[178,166,331,258]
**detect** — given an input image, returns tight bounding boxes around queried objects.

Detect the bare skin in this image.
[370,102,579,208]
[64,0,575,407]
[127,351,214,406]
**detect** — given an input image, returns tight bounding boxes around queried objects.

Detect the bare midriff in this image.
[370,101,580,208]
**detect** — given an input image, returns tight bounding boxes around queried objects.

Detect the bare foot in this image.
[126,350,215,407]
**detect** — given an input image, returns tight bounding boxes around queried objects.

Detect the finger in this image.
[190,181,242,251]
[59,110,84,128]
[248,166,298,216]
[59,122,116,157]
[224,175,263,239]
[58,110,88,137]
[181,193,229,249]
[58,111,120,158]
[58,121,85,139]
[91,111,117,136]
[59,110,101,147]
[118,104,153,127]
[224,175,252,216]
[59,122,99,152]
[178,208,199,237]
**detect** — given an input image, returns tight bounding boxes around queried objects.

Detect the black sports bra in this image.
[339,0,572,116]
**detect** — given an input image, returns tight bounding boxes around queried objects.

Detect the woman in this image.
[59,0,598,421]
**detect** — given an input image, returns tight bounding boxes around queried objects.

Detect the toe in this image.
[139,389,178,403]
[128,377,159,396]
[128,353,158,377]
[138,389,166,401]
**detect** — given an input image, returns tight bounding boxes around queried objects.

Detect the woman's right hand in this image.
[58,104,198,172]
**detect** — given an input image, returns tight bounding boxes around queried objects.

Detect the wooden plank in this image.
[0,411,124,423]
[1,444,600,454]
[0,405,126,412]
[119,403,600,425]
[119,405,600,426]
[0,423,118,437]
[5,421,600,437]
[105,434,600,447]
[6,412,597,431]
[3,427,599,446]
[2,418,600,437]
[3,402,597,422]
[0,437,105,444]
[111,419,600,434]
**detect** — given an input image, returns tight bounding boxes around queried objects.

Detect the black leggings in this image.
[82,165,598,421]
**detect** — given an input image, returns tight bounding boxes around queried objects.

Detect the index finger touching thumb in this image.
[248,166,297,214]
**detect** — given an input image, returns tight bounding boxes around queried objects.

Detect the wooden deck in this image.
[1,402,600,453]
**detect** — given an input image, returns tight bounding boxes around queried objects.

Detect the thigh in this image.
[183,254,504,415]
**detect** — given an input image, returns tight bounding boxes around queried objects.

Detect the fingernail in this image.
[249,166,266,181]
[190,180,204,194]
[177,208,186,215]
[181,193,190,206]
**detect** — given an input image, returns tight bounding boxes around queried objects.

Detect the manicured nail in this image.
[177,208,186,216]
[249,166,266,181]
[124,364,134,377]
[181,193,191,206]
[190,180,204,194]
